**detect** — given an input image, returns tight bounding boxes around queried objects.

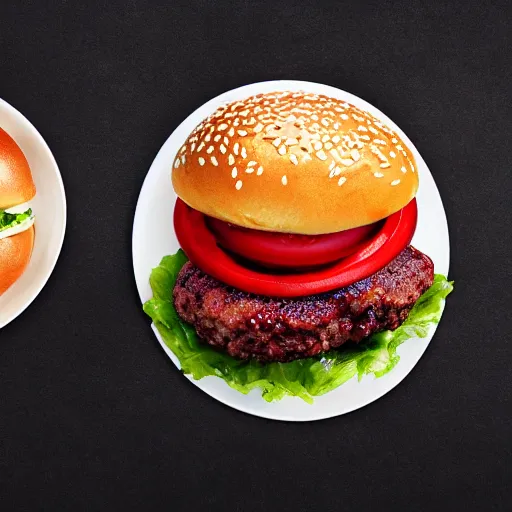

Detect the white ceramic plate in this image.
[133,80,450,421]
[0,98,66,329]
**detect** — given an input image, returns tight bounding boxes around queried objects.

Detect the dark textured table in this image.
[0,1,510,510]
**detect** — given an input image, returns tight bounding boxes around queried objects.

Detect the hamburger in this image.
[144,91,452,401]
[0,127,36,295]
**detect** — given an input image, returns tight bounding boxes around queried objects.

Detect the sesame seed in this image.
[374,172,384,178]
[241,147,247,158]
[380,162,391,168]
[257,166,264,175]
[281,175,288,185]
[220,144,227,154]
[190,143,196,152]
[329,161,336,171]
[211,156,218,166]
[228,127,235,137]
[341,114,349,120]
[205,134,211,142]
[272,138,281,147]
[198,157,205,166]
[410,163,415,172]
[233,119,240,127]
[316,150,327,161]
[234,143,239,155]
[231,167,238,178]
[223,136,229,145]
[374,139,386,145]
[246,167,254,173]
[369,126,379,134]
[290,154,298,165]
[333,122,340,130]
[278,145,286,155]
[389,151,396,158]
[218,123,228,131]
[254,123,264,133]
[228,154,235,166]
[311,114,319,121]
[322,135,330,142]
[340,158,354,166]
[181,155,186,164]
[174,158,180,168]
[358,126,368,132]
[350,149,360,161]
[235,180,243,190]
[332,135,341,144]
[214,134,221,142]
[329,148,341,161]
[391,179,401,186]
[392,138,398,143]
[313,141,323,151]
[207,146,214,154]
[238,130,248,136]
[371,146,388,161]
[338,177,347,186]
[285,138,299,146]
[321,119,329,127]
[360,135,371,141]
[197,142,205,152]
[401,166,407,173]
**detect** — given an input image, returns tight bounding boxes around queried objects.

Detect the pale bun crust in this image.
[172,92,418,234]
[0,226,35,295]
[0,127,36,209]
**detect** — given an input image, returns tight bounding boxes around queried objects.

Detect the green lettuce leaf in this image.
[143,250,453,403]
[0,208,33,232]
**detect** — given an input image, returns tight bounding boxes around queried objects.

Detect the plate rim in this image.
[0,97,67,329]
[132,80,451,421]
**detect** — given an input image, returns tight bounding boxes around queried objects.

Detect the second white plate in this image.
[132,80,450,421]
[0,98,66,329]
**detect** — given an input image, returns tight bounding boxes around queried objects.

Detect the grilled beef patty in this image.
[173,246,434,363]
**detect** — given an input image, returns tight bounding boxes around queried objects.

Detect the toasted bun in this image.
[0,128,36,209]
[172,91,419,234]
[0,226,34,295]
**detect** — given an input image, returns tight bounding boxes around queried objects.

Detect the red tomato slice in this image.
[206,217,378,269]
[174,198,418,297]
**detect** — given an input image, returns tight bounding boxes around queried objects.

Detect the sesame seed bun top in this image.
[0,128,36,210]
[172,91,419,235]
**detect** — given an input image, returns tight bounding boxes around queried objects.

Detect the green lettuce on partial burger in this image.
[0,208,33,233]
[143,250,453,403]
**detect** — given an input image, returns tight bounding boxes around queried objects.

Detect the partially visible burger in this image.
[144,91,452,400]
[0,128,36,295]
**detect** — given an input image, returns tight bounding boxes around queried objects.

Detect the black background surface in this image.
[0,1,510,510]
